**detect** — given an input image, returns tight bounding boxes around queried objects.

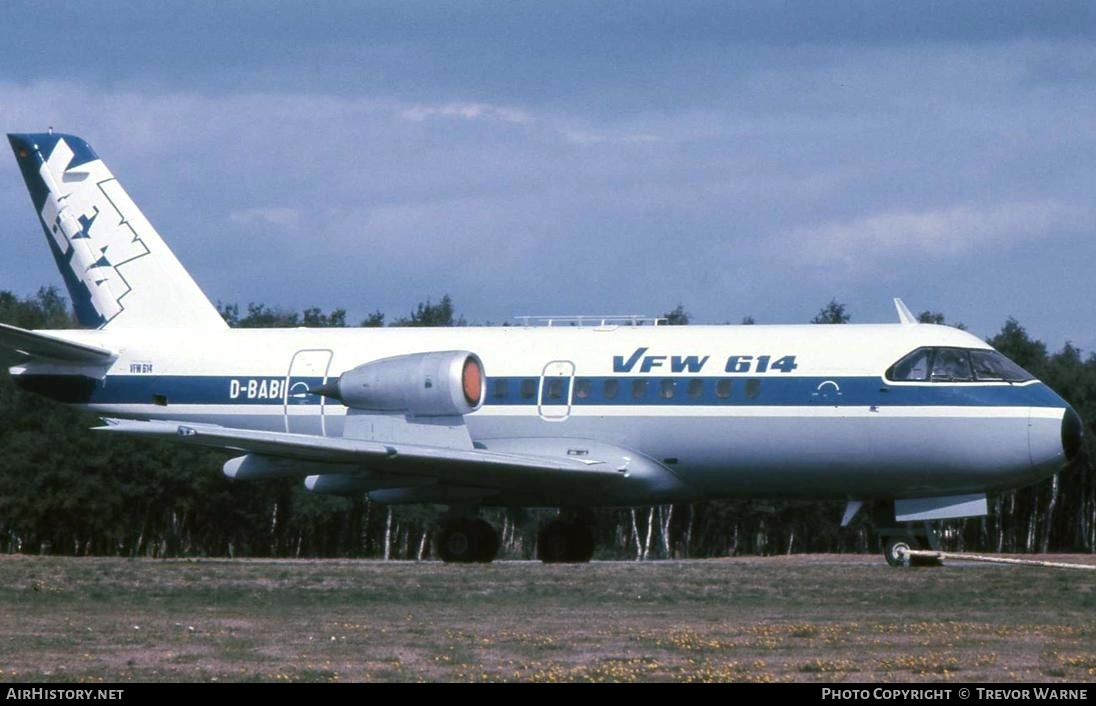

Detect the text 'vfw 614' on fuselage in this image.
[2,131,1084,565]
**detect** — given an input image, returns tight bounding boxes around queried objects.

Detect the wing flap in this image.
[0,323,116,364]
[95,418,627,487]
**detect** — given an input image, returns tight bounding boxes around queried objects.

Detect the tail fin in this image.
[8,132,226,330]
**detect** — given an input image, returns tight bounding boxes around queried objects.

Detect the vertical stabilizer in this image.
[8,132,227,330]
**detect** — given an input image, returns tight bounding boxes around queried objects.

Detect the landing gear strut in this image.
[537,512,595,563]
[856,502,943,568]
[437,517,499,563]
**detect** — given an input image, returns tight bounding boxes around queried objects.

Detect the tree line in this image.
[0,288,1091,558]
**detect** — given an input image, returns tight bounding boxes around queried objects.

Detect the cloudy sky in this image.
[1,1,1094,349]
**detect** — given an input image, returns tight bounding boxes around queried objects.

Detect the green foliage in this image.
[988,317,1049,374]
[916,311,967,330]
[229,303,299,328]
[662,304,690,326]
[811,299,850,324]
[0,286,74,329]
[302,307,346,328]
[393,294,465,327]
[219,302,351,329]
[361,311,385,327]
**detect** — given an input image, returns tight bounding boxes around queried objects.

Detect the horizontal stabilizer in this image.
[95,419,627,489]
[0,322,116,364]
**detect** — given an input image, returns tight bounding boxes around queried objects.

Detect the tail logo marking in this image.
[38,138,150,326]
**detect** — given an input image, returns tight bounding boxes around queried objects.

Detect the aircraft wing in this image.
[94,418,628,487]
[0,323,117,364]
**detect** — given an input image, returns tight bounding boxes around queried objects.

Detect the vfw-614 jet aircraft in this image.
[3,132,1084,565]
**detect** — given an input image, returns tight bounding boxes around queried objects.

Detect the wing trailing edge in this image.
[94,418,630,489]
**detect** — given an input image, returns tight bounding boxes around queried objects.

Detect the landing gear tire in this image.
[883,536,942,567]
[437,518,499,563]
[883,537,913,567]
[472,519,499,563]
[538,519,595,563]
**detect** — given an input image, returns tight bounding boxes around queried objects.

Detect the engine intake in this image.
[312,350,484,417]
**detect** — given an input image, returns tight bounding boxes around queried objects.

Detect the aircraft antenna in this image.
[514,314,667,327]
[893,298,917,325]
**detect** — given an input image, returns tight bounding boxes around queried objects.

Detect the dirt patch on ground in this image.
[0,556,1091,682]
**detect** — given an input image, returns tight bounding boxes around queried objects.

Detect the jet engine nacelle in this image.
[315,350,484,417]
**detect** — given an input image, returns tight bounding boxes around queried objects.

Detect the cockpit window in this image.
[931,348,973,382]
[887,347,1034,383]
[970,350,1035,382]
[889,348,932,381]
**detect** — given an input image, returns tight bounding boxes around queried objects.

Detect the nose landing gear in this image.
[881,528,942,567]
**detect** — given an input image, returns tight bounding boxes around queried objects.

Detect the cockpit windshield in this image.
[969,350,1035,382]
[931,349,973,382]
[886,347,1034,383]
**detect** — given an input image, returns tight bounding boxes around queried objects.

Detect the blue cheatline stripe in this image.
[19,374,326,406]
[486,376,1064,407]
[17,373,1067,409]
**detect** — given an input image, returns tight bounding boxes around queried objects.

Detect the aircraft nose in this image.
[1062,406,1083,463]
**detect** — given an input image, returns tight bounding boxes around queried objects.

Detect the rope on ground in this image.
[901,549,1095,571]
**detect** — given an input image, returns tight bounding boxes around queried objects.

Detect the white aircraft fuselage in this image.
[13,320,1075,507]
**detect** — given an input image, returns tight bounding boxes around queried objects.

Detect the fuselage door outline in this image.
[538,360,575,421]
[284,349,334,435]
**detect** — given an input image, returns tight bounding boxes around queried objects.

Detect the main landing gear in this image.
[436,517,499,563]
[434,510,597,564]
[537,516,595,563]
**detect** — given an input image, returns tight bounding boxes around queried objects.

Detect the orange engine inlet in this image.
[462,356,483,406]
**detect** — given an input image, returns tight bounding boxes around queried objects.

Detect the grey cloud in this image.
[0,13,1094,351]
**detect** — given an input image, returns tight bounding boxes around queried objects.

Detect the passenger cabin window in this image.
[604,379,620,399]
[715,379,732,399]
[687,379,704,399]
[886,347,1033,383]
[547,378,564,400]
[493,379,508,399]
[660,379,675,399]
[520,379,537,399]
[745,379,762,399]
[574,378,591,399]
[632,379,647,399]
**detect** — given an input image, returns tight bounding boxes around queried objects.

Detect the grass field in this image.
[0,554,1093,682]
